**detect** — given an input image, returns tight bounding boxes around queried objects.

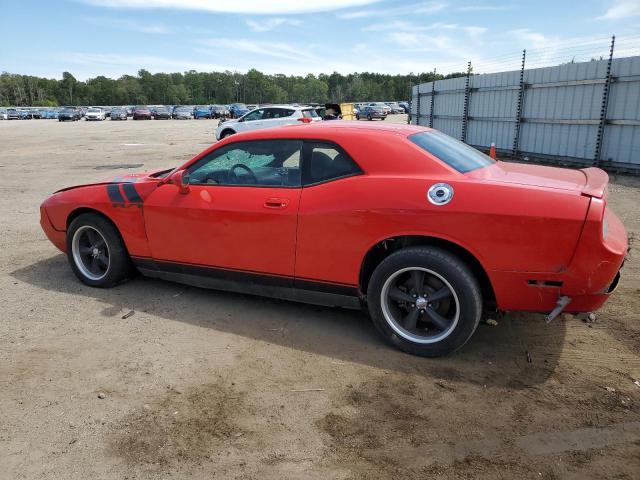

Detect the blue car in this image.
[193,105,212,119]
[229,103,249,119]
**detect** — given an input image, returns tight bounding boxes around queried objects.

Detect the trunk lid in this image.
[467,161,608,198]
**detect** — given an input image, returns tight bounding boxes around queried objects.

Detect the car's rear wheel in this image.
[367,247,482,357]
[367,114,372,121]
[66,213,133,288]
[221,130,235,139]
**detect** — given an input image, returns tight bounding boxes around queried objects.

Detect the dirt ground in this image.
[1,115,639,480]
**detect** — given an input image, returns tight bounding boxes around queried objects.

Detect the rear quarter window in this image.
[302,109,319,118]
[408,130,494,173]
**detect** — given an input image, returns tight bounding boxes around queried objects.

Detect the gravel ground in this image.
[1,115,639,480]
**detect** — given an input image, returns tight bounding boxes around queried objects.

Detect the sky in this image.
[1,0,639,80]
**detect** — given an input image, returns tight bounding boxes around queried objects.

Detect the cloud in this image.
[79,0,381,14]
[82,16,173,34]
[456,4,511,12]
[245,17,301,32]
[598,0,640,20]
[199,38,315,62]
[337,1,446,19]
[63,52,230,78]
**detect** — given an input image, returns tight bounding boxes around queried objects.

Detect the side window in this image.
[187,140,302,187]
[243,109,264,121]
[303,142,362,185]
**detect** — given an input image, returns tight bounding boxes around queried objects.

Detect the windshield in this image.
[88,108,101,113]
[408,130,495,173]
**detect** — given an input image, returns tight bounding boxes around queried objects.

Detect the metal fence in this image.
[410,39,640,173]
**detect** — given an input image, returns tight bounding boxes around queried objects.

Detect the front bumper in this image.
[40,206,66,252]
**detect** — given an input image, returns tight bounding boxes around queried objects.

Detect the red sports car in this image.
[40,123,628,356]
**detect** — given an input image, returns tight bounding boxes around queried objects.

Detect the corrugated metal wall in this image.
[411,55,640,172]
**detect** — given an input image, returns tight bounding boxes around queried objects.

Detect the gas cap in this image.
[427,183,454,205]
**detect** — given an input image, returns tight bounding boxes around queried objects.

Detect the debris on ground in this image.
[485,318,499,326]
[290,388,325,392]
[634,380,640,388]
[526,351,532,364]
[121,310,135,319]
[97,392,106,399]
[604,386,616,393]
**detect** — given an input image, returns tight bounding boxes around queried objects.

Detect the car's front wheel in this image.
[367,247,482,357]
[221,130,235,139]
[66,213,133,288]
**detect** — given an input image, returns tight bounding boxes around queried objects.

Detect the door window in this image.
[188,140,302,187]
[263,108,294,119]
[303,142,362,185]
[243,109,265,121]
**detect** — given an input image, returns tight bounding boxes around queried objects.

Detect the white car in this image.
[215,105,321,140]
[0,109,7,120]
[85,107,106,121]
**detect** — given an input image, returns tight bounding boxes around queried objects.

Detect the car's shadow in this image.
[12,254,568,389]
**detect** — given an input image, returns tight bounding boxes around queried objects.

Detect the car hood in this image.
[53,170,165,193]
[466,161,608,198]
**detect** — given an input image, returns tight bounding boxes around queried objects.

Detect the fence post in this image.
[429,68,436,128]
[461,61,472,142]
[415,83,421,126]
[512,49,527,158]
[594,35,615,167]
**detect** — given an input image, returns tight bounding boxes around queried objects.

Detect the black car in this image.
[110,107,128,120]
[58,108,81,122]
[153,106,171,119]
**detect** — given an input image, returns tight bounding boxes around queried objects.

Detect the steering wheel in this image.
[229,163,258,184]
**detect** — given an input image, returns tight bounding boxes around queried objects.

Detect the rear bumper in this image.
[491,202,628,313]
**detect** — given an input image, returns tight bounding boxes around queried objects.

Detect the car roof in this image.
[222,121,430,141]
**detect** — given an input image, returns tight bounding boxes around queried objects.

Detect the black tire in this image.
[355,114,360,120]
[221,130,235,139]
[367,247,482,357]
[66,213,133,288]
[367,114,372,121]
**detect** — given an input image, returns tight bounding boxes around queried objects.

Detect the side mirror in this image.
[171,170,190,194]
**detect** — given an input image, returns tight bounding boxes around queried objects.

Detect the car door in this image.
[236,108,266,133]
[261,107,296,128]
[143,139,303,278]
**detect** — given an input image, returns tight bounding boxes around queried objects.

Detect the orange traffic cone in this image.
[489,142,496,159]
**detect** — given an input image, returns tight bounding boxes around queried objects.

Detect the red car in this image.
[132,106,152,120]
[40,123,628,357]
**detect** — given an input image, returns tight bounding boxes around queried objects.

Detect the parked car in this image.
[0,109,8,120]
[215,105,321,140]
[368,102,392,114]
[110,107,128,120]
[133,106,152,120]
[85,107,106,121]
[172,106,192,120]
[211,105,229,119]
[357,105,387,121]
[103,107,112,118]
[58,108,81,121]
[153,106,171,120]
[126,106,134,117]
[30,109,43,119]
[18,110,32,120]
[229,103,250,118]
[7,108,20,120]
[386,102,404,114]
[398,101,410,114]
[39,123,627,357]
[193,105,212,119]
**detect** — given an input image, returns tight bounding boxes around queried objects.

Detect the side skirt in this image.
[133,258,362,310]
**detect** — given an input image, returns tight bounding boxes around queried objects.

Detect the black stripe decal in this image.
[122,183,143,203]
[106,184,125,203]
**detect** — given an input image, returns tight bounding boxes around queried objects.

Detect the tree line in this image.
[0,69,467,107]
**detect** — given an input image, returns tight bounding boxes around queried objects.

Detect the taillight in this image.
[297,117,312,123]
